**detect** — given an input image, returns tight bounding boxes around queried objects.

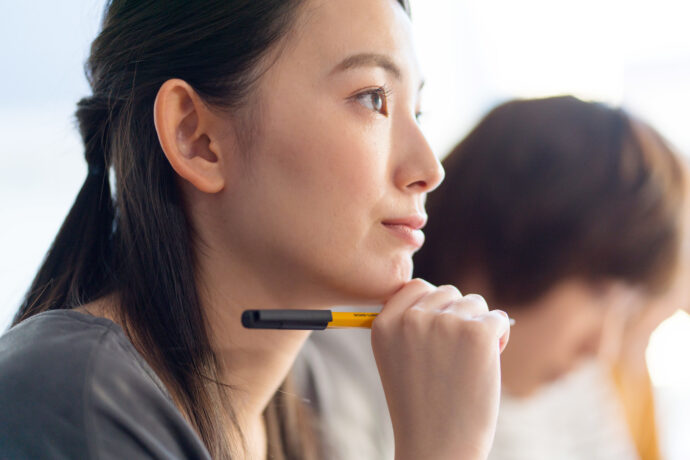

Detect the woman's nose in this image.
[393,124,444,193]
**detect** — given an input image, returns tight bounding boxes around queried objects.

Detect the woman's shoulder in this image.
[0,310,129,390]
[2,308,126,358]
[0,309,211,459]
[0,309,162,398]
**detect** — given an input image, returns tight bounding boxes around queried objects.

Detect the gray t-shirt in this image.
[0,310,211,459]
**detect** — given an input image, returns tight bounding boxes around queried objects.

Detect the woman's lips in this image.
[382,215,427,248]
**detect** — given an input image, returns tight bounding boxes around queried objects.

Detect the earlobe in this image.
[154,78,225,194]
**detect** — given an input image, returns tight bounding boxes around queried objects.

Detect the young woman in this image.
[414,96,688,460]
[0,1,510,459]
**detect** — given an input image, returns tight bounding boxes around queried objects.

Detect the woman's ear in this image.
[154,78,225,193]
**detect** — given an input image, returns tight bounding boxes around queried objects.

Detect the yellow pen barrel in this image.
[327,312,378,328]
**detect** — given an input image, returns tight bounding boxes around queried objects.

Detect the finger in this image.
[411,284,463,312]
[476,309,511,353]
[438,293,489,318]
[379,278,436,319]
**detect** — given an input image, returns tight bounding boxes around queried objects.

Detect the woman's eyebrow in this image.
[330,53,402,80]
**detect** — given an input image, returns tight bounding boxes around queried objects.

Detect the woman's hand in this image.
[371,279,510,460]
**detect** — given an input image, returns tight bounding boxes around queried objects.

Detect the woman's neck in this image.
[201,281,312,422]
[195,245,317,425]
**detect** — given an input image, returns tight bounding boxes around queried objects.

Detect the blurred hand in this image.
[602,257,690,375]
[371,279,510,460]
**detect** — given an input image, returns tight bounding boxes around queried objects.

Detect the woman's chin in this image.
[341,267,412,305]
[313,256,413,306]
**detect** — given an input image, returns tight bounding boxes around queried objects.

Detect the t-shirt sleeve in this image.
[85,326,211,459]
[0,312,210,460]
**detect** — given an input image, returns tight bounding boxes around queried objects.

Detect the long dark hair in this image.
[14,1,410,458]
[414,96,686,307]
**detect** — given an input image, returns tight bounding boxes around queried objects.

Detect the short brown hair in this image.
[414,96,686,306]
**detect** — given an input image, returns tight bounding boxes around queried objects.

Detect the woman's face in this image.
[501,202,690,396]
[500,279,646,397]
[211,0,443,306]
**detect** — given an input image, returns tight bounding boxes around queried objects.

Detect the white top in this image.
[489,360,639,460]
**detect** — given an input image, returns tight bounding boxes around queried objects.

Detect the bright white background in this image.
[1,1,689,457]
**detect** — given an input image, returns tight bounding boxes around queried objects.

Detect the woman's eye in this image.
[355,88,389,115]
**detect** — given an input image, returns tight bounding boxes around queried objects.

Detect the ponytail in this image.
[13,97,115,325]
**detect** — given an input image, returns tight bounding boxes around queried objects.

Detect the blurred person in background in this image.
[414,95,689,460]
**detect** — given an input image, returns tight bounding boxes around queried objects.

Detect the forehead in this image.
[283,0,421,84]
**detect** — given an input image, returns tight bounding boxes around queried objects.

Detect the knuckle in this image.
[493,308,509,318]
[401,305,426,331]
[408,278,434,291]
[463,293,489,311]
[437,284,462,297]
[446,298,474,315]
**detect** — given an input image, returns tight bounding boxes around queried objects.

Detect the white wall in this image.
[0,2,105,328]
